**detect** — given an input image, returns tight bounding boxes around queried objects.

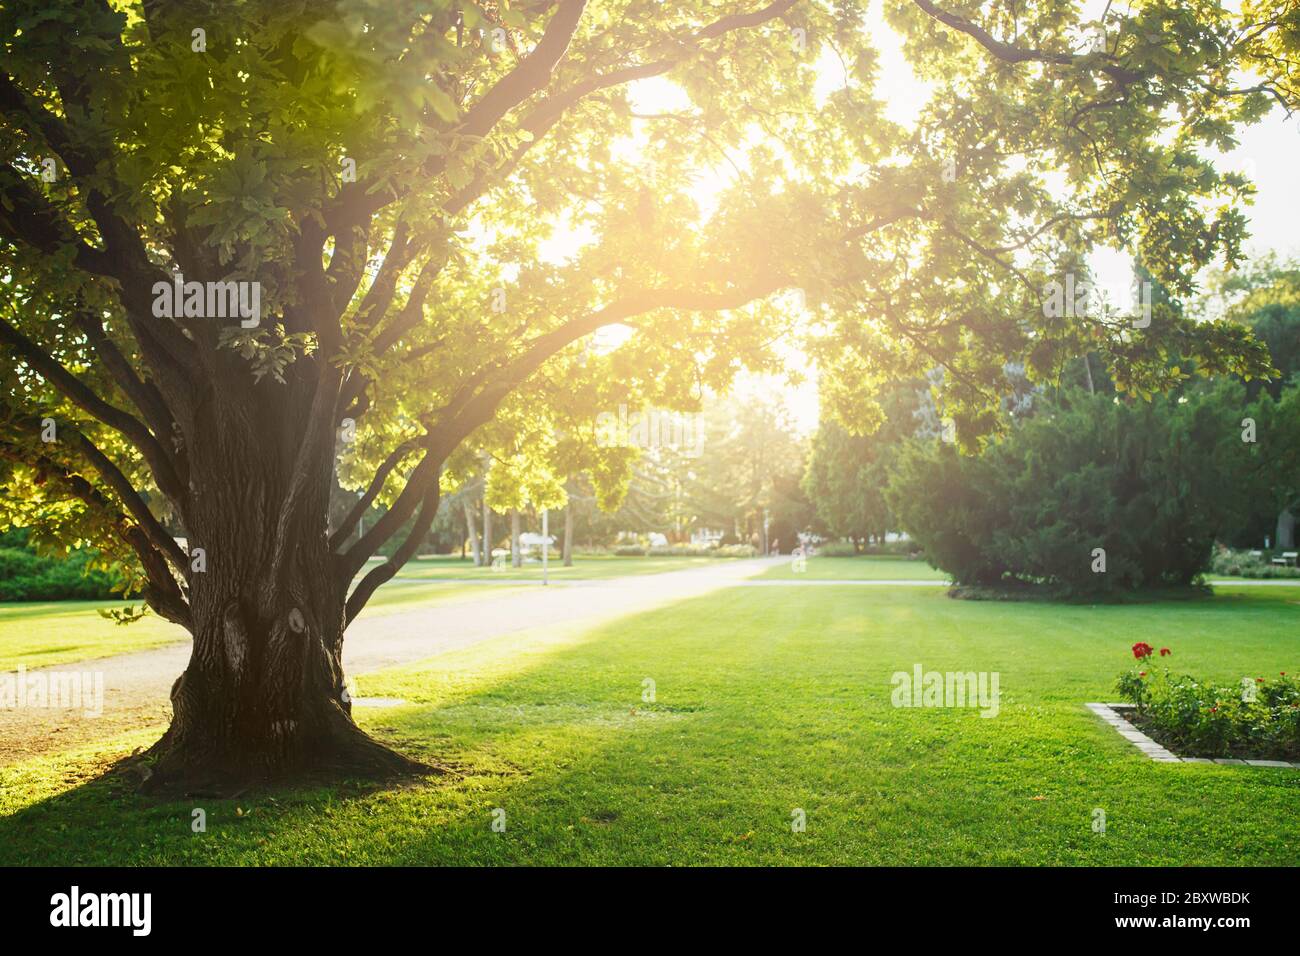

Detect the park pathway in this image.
[0,557,782,766]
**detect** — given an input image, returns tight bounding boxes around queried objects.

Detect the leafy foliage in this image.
[0,0,1293,627]
[887,385,1252,595]
[803,379,924,543]
[0,530,129,601]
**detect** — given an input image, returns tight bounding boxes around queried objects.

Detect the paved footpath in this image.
[0,557,782,766]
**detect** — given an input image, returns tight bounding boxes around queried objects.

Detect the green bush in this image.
[714,544,758,557]
[613,545,646,556]
[885,444,1010,586]
[886,386,1248,596]
[647,544,713,556]
[0,545,130,601]
[1116,643,1300,760]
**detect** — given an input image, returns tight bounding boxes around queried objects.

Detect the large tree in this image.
[0,0,1289,789]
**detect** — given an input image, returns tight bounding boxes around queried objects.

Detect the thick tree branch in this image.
[329,435,423,550]
[350,222,415,333]
[445,0,800,215]
[0,165,113,275]
[62,425,190,576]
[336,442,442,581]
[317,0,589,230]
[911,0,1142,84]
[339,254,446,412]
[0,438,191,627]
[267,361,344,588]
[458,0,589,138]
[73,307,181,464]
[0,312,186,500]
[344,478,441,626]
[289,221,347,352]
[439,282,787,454]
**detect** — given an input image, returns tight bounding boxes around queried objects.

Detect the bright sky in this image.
[570,2,1300,435]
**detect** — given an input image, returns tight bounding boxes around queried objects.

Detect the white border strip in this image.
[1085,703,1300,768]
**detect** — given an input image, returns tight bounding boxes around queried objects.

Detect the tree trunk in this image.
[563,503,574,567]
[511,508,522,567]
[1278,508,1296,550]
[483,500,493,567]
[463,498,481,566]
[142,425,427,794]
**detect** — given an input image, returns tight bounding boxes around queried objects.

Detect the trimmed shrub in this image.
[886,387,1247,597]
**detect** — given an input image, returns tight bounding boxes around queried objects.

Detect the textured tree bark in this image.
[1277,508,1295,550]
[141,389,428,794]
[511,508,522,567]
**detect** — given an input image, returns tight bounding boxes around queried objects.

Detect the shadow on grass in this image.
[0,586,734,864]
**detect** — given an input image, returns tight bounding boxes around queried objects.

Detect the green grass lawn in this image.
[761,554,948,581]
[0,601,186,673]
[2,582,1297,865]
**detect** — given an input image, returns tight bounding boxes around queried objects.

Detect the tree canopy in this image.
[1,0,1295,786]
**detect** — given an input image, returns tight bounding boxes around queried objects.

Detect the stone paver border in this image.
[1085,702,1300,768]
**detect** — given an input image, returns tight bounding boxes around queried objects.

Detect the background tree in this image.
[1192,258,1300,546]
[803,379,921,548]
[1238,384,1300,549]
[0,0,1288,789]
[1201,256,1300,399]
[683,393,806,548]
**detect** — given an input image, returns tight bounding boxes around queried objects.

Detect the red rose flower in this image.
[1159,647,1171,657]
[1139,671,1146,677]
[1132,642,1154,660]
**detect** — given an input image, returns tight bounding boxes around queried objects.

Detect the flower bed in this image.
[1114,643,1300,761]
